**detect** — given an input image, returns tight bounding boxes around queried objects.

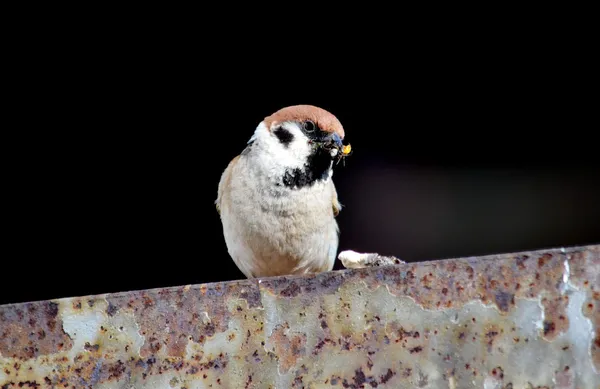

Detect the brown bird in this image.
[216,105,351,278]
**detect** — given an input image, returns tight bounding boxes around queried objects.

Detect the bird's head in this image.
[249,105,351,173]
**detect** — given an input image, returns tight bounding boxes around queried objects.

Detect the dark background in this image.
[4,38,598,305]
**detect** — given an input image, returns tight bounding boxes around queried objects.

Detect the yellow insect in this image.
[335,143,352,166]
[342,144,352,156]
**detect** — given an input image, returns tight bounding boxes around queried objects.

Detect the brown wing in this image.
[216,155,240,215]
[331,181,342,217]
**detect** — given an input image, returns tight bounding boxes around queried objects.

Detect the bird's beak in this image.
[331,133,343,147]
[322,132,343,150]
[323,132,352,158]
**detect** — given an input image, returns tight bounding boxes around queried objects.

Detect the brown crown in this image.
[264,105,345,138]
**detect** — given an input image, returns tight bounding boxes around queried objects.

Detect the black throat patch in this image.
[282,147,332,189]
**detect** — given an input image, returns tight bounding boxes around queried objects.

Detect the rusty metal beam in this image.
[1,245,599,388]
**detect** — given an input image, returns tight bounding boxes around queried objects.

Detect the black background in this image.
[4,35,598,306]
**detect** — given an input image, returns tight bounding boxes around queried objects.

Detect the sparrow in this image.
[216,105,351,278]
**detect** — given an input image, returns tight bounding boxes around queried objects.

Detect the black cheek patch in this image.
[281,147,333,189]
[274,127,294,147]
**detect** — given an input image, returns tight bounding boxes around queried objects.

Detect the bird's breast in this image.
[227,159,334,232]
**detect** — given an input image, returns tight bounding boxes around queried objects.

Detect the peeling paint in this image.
[0,245,599,388]
[565,288,596,383]
[562,256,571,294]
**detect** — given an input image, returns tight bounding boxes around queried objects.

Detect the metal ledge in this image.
[1,245,599,388]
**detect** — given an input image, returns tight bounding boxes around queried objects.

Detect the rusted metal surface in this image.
[1,245,599,388]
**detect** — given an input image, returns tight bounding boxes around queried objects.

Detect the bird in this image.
[216,104,352,278]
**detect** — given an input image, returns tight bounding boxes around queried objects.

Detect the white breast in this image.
[219,128,340,278]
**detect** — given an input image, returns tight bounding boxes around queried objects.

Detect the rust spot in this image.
[516,258,526,270]
[420,273,434,289]
[280,282,301,297]
[494,291,514,313]
[45,302,58,318]
[317,271,345,290]
[352,368,366,386]
[84,342,100,352]
[538,253,552,267]
[107,360,126,379]
[543,321,556,337]
[539,295,568,341]
[0,301,73,359]
[270,325,306,373]
[380,368,395,384]
[7,382,41,388]
[466,266,474,279]
[491,366,504,378]
[409,346,422,353]
[485,327,500,352]
[106,302,119,316]
[239,286,262,309]
[142,296,153,308]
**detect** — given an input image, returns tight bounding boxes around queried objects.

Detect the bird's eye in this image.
[303,120,316,133]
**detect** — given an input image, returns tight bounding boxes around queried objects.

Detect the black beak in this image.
[321,132,343,150]
[313,132,346,158]
[331,133,343,147]
[319,132,351,164]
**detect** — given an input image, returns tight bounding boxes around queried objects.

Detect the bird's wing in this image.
[331,180,342,217]
[216,155,240,215]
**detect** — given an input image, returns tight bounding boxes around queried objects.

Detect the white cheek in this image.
[285,126,311,160]
[250,121,311,171]
[270,122,311,165]
[330,148,339,157]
